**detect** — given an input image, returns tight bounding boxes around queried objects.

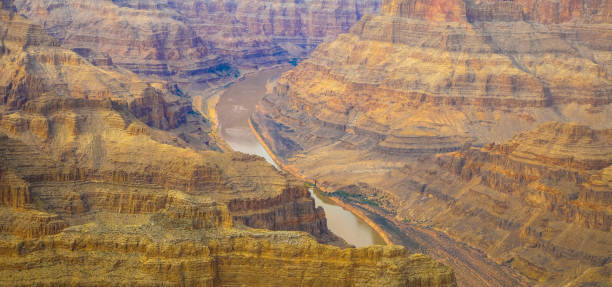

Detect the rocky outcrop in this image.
[0,7,457,285]
[0,207,456,286]
[421,123,612,284]
[0,208,67,238]
[384,0,611,24]
[255,0,611,159]
[437,123,612,232]
[253,0,611,285]
[180,0,382,64]
[0,167,31,208]
[14,0,381,81]
[0,110,336,243]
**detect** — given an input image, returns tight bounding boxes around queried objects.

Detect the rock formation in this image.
[13,0,381,81]
[252,0,612,285]
[0,203,456,286]
[425,123,611,285]
[0,2,457,285]
[0,0,333,243]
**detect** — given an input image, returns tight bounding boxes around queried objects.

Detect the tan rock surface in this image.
[253,0,612,285]
[13,0,381,78]
[0,4,334,242]
[11,0,383,124]
[0,4,457,285]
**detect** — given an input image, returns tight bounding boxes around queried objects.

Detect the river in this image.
[215,66,386,247]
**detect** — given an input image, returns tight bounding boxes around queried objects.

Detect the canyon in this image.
[1,0,610,284]
[252,0,612,285]
[214,66,388,247]
[11,0,380,82]
[0,0,457,285]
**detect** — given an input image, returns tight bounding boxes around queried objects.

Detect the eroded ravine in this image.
[216,66,386,247]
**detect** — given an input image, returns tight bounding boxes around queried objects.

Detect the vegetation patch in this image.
[332,189,379,207]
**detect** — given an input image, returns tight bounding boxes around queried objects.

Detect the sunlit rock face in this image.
[12,0,381,80]
[253,0,611,285]
[0,3,458,286]
[0,0,337,244]
[256,0,610,159]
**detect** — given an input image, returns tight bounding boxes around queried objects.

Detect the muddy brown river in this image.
[216,67,386,247]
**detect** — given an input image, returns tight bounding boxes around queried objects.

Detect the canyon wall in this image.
[0,205,456,286]
[0,3,338,243]
[253,0,612,285]
[0,6,458,285]
[12,0,380,82]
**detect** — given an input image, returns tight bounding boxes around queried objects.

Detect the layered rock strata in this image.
[13,0,381,80]
[255,0,611,159]
[0,5,457,285]
[421,123,612,285]
[0,6,338,243]
[253,0,612,285]
[0,206,456,286]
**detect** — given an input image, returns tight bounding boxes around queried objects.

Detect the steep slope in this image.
[255,0,611,160]
[252,0,612,285]
[179,0,382,66]
[0,130,455,285]
[421,123,612,285]
[0,1,340,244]
[0,197,455,286]
[13,0,381,80]
[0,3,458,285]
[0,130,455,286]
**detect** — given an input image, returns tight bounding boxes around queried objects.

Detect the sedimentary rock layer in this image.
[255,0,611,159]
[0,5,457,285]
[253,0,612,285]
[13,0,381,79]
[0,207,456,286]
[0,6,337,242]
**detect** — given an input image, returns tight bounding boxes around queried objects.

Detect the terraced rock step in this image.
[14,0,381,81]
[0,4,456,285]
[252,0,612,285]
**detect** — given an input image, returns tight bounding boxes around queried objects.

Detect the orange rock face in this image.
[253,0,612,285]
[13,0,381,79]
[0,3,457,286]
[383,0,467,22]
[0,6,336,242]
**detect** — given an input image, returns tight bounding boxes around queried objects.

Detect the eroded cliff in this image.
[0,3,458,285]
[13,0,380,79]
[0,3,340,243]
[252,0,612,285]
